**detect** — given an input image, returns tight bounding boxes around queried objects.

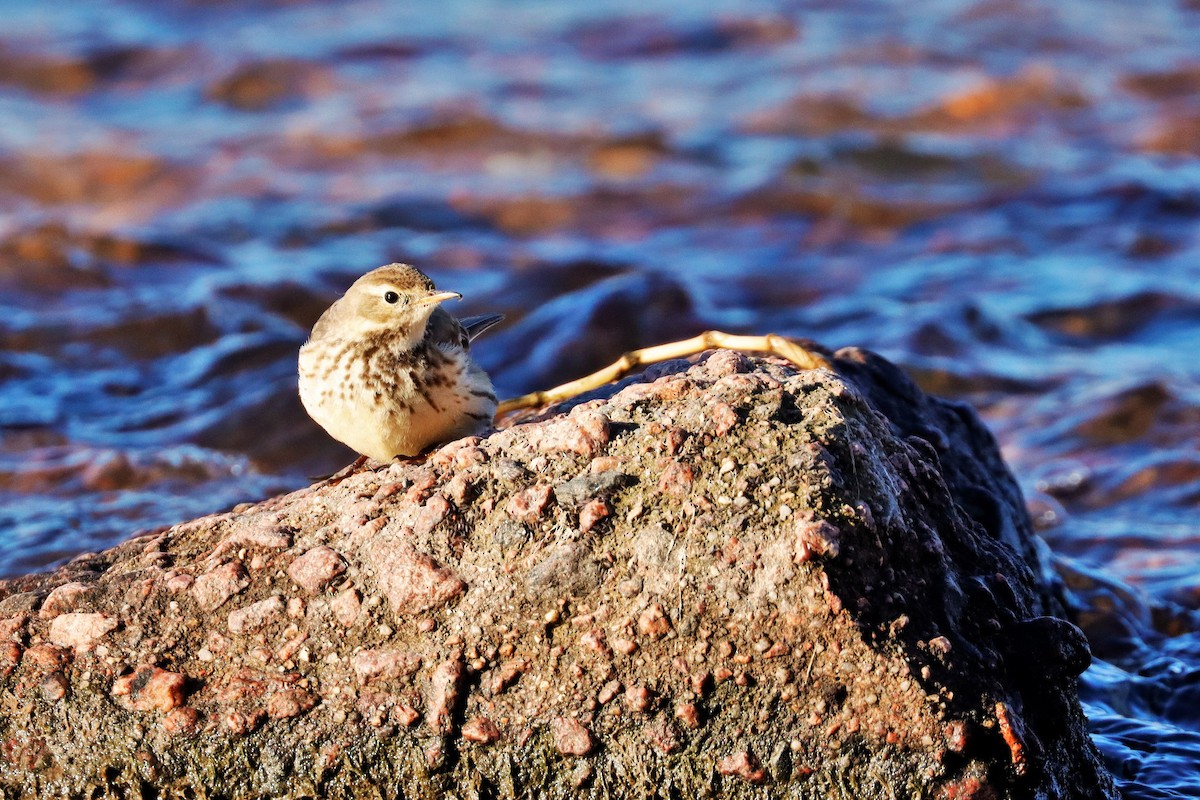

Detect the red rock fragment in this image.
[2,736,52,772]
[162,707,201,736]
[267,688,317,719]
[356,691,396,727]
[579,498,609,532]
[191,562,250,611]
[430,438,487,470]
[287,546,346,594]
[657,461,695,496]
[644,715,680,753]
[506,484,554,525]
[0,616,26,641]
[624,684,655,713]
[718,750,767,784]
[275,631,308,663]
[637,603,671,640]
[675,702,701,729]
[484,659,527,695]
[709,401,740,436]
[40,672,68,702]
[143,672,188,713]
[129,576,156,604]
[996,701,1028,775]
[21,643,69,673]
[0,641,21,679]
[764,642,790,659]
[579,628,610,656]
[664,426,687,455]
[203,630,232,658]
[165,573,194,593]
[318,742,341,771]
[524,410,610,458]
[224,710,265,735]
[945,719,969,752]
[395,704,420,727]
[588,455,622,473]
[113,669,144,694]
[794,516,841,561]
[605,635,635,656]
[48,613,118,652]
[352,649,422,684]
[425,656,466,734]
[929,635,953,655]
[403,471,438,505]
[425,740,445,771]
[39,582,92,619]
[551,717,595,756]
[720,536,741,565]
[213,522,291,560]
[368,539,466,616]
[114,665,188,713]
[228,595,285,635]
[462,716,501,744]
[217,668,279,704]
[704,349,754,376]
[598,679,622,705]
[330,588,362,627]
[446,472,476,505]
[414,495,451,536]
[616,376,693,406]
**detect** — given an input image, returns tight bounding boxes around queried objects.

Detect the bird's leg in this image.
[384,453,430,469]
[315,452,435,487]
[496,331,831,417]
[321,455,371,486]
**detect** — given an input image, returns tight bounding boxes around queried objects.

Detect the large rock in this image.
[0,348,1115,799]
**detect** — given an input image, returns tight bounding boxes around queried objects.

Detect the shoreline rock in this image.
[0,348,1115,799]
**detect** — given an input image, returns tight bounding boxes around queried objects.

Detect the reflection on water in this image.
[0,0,1198,795]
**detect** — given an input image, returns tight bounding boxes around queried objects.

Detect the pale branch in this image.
[496,331,831,417]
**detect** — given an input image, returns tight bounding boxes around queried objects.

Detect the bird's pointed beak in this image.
[416,290,462,307]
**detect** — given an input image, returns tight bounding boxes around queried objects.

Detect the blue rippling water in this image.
[0,0,1198,794]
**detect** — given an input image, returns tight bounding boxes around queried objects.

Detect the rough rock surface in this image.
[0,348,1115,799]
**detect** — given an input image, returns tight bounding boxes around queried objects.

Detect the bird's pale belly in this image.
[299,347,496,461]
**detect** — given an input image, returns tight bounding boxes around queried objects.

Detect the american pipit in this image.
[298,264,501,462]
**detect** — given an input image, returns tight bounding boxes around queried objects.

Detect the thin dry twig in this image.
[496,331,830,417]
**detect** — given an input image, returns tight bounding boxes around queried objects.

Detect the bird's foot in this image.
[320,455,371,487]
[386,453,430,469]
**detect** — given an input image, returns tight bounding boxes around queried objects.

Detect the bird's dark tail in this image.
[460,313,505,341]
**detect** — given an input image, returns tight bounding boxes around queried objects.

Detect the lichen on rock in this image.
[0,348,1115,799]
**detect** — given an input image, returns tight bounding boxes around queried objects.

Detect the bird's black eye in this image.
[384,291,400,304]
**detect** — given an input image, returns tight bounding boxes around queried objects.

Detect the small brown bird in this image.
[298,264,502,462]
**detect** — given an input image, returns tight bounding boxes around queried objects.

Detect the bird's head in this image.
[321,263,461,345]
